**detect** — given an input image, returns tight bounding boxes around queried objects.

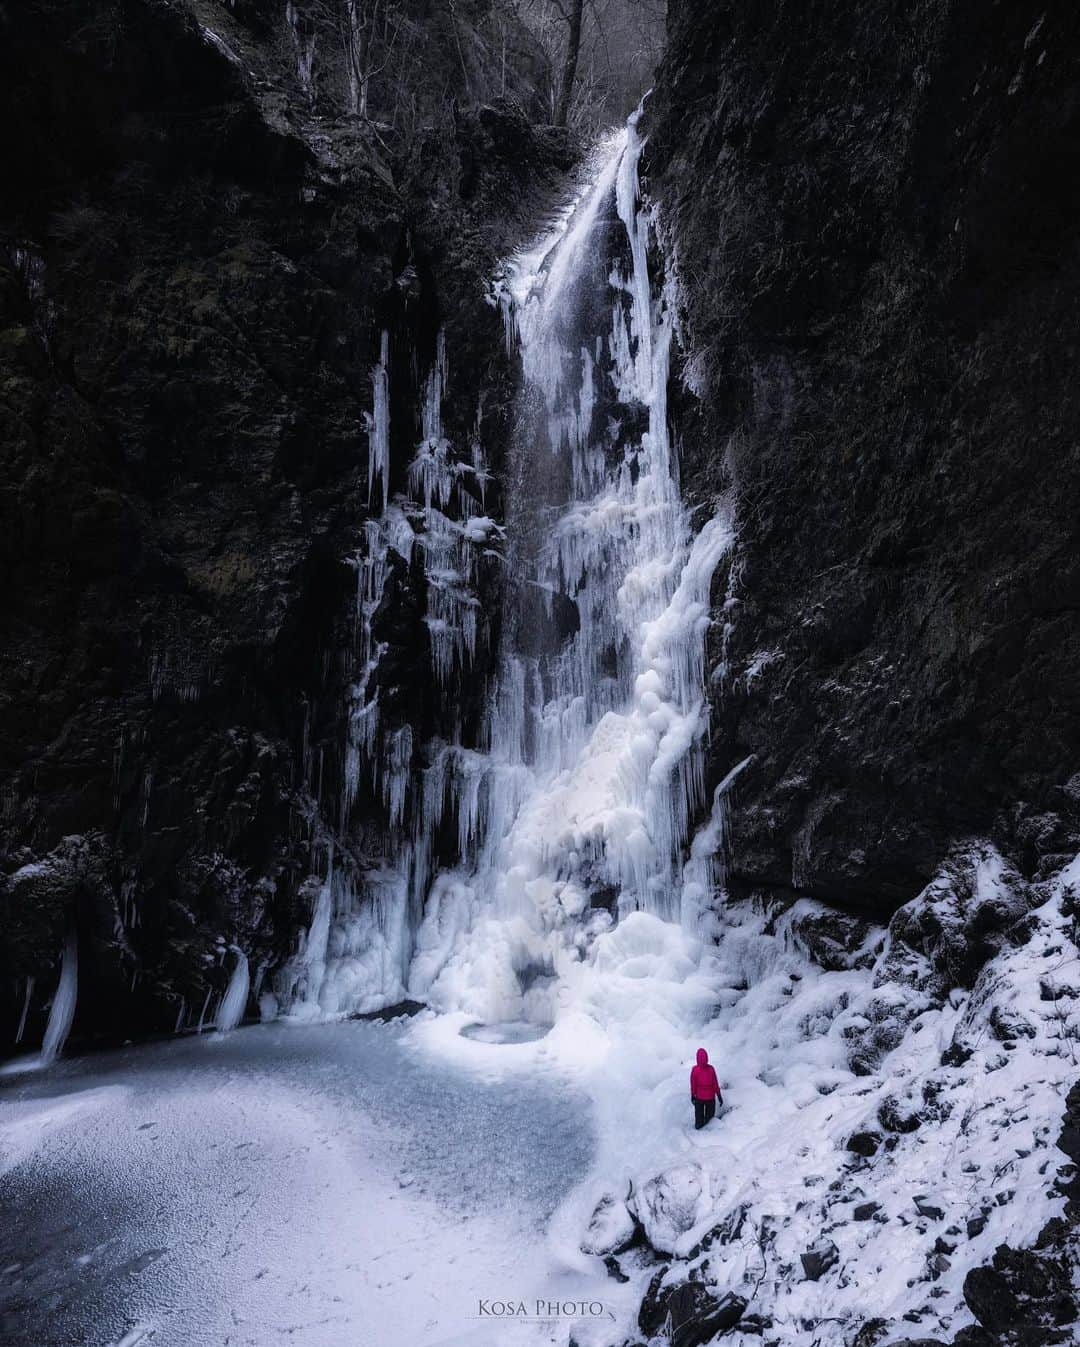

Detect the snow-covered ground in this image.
[2,848,1076,1347]
[538,847,1080,1346]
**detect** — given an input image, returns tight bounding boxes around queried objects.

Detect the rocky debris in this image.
[988,1005,1037,1042]
[851,1322,891,1347]
[685,1204,749,1260]
[963,1244,1077,1343]
[951,1081,1080,1346]
[845,846,1035,1075]
[580,1192,642,1257]
[800,1238,838,1281]
[638,1277,745,1346]
[617,858,1080,1347]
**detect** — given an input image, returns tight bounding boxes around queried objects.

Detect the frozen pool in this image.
[0,1017,599,1347]
[459,1020,552,1044]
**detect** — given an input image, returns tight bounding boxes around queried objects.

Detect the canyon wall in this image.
[0,0,570,1051]
[648,0,1080,916]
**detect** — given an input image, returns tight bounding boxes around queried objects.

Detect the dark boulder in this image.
[964,1244,1077,1341]
[800,1239,838,1281]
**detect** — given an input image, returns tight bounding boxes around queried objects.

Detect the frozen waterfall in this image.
[278,113,732,1025]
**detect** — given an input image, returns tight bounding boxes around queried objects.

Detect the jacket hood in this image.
[696,1048,708,1066]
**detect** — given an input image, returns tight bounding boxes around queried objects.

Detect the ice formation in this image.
[215,948,250,1033]
[277,113,732,1026]
[40,929,77,1067]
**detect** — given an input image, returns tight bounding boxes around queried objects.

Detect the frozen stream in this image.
[0,1017,609,1347]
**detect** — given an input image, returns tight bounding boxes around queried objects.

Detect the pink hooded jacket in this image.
[690,1047,721,1101]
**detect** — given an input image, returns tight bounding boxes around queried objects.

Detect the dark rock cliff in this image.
[647,0,1080,916]
[0,0,571,1053]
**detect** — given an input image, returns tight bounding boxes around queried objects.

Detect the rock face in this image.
[0,0,571,1052]
[647,0,1080,917]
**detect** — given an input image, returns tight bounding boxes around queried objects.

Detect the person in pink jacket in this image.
[690,1047,723,1129]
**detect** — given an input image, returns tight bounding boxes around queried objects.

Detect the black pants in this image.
[693,1097,716,1130]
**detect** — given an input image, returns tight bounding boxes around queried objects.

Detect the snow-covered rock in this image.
[580,1191,640,1256]
[583,847,1080,1347]
[630,1163,713,1255]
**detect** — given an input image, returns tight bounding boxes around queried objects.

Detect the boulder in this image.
[640,1279,746,1346]
[846,1130,881,1156]
[800,1238,839,1281]
[964,1244,1077,1338]
[630,1165,708,1255]
[879,1097,922,1134]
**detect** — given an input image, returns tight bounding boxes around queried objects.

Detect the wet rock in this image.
[800,1238,838,1281]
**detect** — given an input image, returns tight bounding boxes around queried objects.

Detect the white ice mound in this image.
[580,1192,639,1256]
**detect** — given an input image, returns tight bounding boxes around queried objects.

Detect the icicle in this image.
[40,931,77,1066]
[14,975,34,1045]
[367,330,390,511]
[215,948,250,1033]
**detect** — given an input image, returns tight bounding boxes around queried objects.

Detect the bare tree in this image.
[553,0,585,127]
[340,0,402,120]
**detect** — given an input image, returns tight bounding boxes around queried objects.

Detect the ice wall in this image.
[278,114,731,1023]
